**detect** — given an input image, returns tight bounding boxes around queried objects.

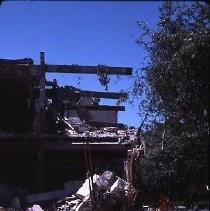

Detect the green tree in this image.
[134,2,209,202]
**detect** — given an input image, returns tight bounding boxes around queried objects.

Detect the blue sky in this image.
[0,1,161,127]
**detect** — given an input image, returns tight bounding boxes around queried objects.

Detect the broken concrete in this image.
[56,171,138,211]
[27,205,44,211]
[95,171,116,192]
[76,175,99,199]
[0,53,141,205]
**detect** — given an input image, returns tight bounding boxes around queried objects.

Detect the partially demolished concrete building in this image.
[0,52,142,203]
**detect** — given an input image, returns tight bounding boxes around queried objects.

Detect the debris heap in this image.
[56,171,138,211]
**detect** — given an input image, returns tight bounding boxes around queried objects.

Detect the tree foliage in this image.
[134,2,209,202]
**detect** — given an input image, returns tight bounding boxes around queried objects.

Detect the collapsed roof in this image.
[0,53,143,194]
[0,52,135,141]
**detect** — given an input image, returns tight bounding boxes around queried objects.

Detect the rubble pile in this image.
[63,117,137,143]
[27,205,44,211]
[56,171,138,211]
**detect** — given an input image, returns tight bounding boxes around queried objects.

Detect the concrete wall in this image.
[66,110,117,123]
[89,110,117,123]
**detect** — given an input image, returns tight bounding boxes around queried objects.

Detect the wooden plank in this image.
[65,104,125,111]
[34,64,132,75]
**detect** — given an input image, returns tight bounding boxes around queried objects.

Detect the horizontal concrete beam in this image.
[46,88,127,99]
[65,104,125,111]
[34,64,132,75]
